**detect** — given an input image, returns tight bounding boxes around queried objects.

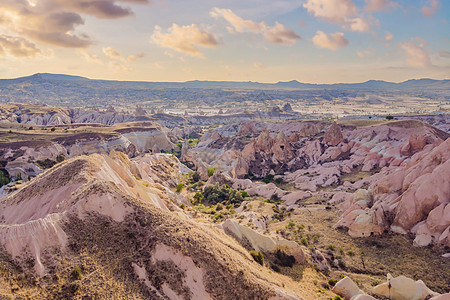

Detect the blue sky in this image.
[0,0,448,83]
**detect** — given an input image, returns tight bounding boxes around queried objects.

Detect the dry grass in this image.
[267,206,450,294]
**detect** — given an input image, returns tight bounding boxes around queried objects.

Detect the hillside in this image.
[0,152,313,299]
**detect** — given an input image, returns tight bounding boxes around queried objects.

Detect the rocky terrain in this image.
[0,101,448,299]
[0,120,176,185]
[0,152,313,299]
[183,118,450,249]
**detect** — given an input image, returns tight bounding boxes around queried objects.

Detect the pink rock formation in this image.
[336,137,450,246]
[323,122,344,146]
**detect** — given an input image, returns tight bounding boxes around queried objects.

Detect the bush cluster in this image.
[249,250,264,265]
[202,183,245,205]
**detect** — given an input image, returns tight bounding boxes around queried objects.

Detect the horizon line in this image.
[1,72,449,85]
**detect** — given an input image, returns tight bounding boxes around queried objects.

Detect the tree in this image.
[207,167,216,177]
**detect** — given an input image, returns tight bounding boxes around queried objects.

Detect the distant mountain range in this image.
[1,73,450,90]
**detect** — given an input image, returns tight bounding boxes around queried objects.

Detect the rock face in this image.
[336,137,450,246]
[332,277,364,299]
[372,274,439,300]
[0,122,175,181]
[323,122,344,146]
[0,152,304,299]
[220,219,305,264]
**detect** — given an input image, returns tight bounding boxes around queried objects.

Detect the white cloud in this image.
[312,30,349,50]
[103,46,143,62]
[103,46,123,60]
[346,17,370,32]
[128,53,144,61]
[385,32,393,42]
[303,0,370,32]
[253,63,265,69]
[210,8,264,33]
[303,0,357,23]
[0,0,149,49]
[0,35,41,57]
[422,0,440,17]
[400,41,431,67]
[210,7,300,46]
[109,61,132,72]
[81,50,102,63]
[364,0,394,12]
[151,24,218,57]
[357,49,372,58]
[263,22,301,45]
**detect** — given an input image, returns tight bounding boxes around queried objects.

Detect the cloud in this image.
[0,35,41,57]
[128,53,144,61]
[422,0,440,17]
[151,24,218,57]
[211,7,300,45]
[103,46,145,62]
[439,50,450,58]
[400,41,431,67]
[103,46,123,60]
[0,0,149,49]
[357,49,372,58]
[364,0,394,12]
[253,63,265,69]
[263,22,301,45]
[109,61,132,72]
[303,0,357,23]
[385,32,393,42]
[303,0,370,32]
[346,17,370,32]
[210,8,264,33]
[81,50,102,63]
[312,30,349,50]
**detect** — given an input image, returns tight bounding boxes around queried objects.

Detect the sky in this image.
[0,0,449,83]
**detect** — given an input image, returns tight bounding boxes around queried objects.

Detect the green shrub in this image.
[16,173,22,181]
[207,167,216,177]
[202,183,244,205]
[36,158,57,169]
[70,266,82,280]
[386,115,394,120]
[250,251,264,265]
[334,296,343,300]
[0,170,10,187]
[176,183,184,193]
[275,177,283,184]
[287,220,295,229]
[191,171,200,183]
[328,279,338,287]
[56,154,65,163]
[275,249,295,267]
[193,192,203,203]
[327,244,336,251]
[262,174,274,184]
[50,127,56,132]
[216,203,223,211]
[240,190,249,198]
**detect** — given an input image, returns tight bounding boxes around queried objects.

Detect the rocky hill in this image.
[0,152,307,299]
[184,118,450,248]
[0,121,175,182]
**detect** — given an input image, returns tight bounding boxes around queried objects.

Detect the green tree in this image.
[249,251,264,265]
